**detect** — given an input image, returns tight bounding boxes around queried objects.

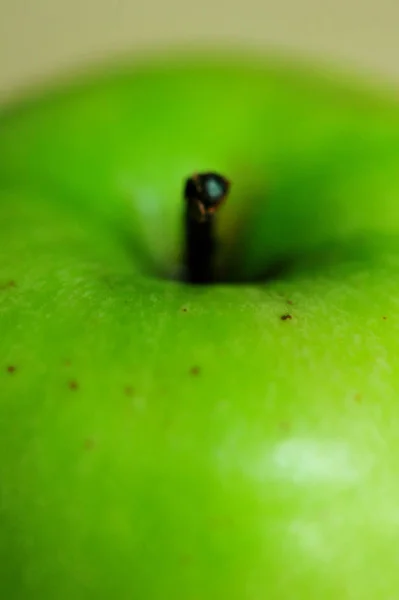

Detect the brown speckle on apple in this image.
[68,380,79,391]
[1,280,16,290]
[210,515,234,529]
[279,421,291,432]
[280,314,292,321]
[83,438,95,450]
[179,554,193,566]
[6,365,16,374]
[190,366,201,376]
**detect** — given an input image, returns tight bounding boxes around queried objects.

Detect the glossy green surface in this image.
[1,53,399,599]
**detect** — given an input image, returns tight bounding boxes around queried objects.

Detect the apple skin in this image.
[1,51,399,599]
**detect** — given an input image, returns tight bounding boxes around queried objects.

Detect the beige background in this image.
[0,0,399,100]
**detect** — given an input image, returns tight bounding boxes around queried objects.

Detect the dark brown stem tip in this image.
[184,172,230,223]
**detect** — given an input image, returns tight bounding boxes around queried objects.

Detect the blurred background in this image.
[0,0,399,102]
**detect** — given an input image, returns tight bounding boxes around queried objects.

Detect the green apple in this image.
[1,49,399,600]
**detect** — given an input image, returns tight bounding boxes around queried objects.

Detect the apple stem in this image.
[184,208,216,284]
[183,172,230,285]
